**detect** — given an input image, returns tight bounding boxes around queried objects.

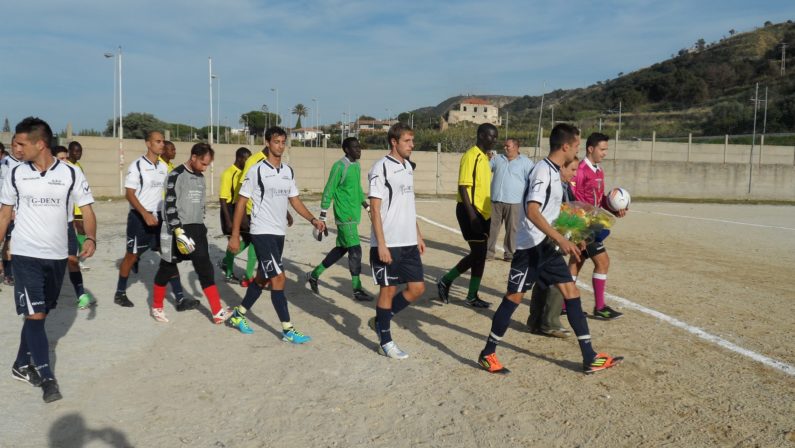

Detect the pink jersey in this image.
[571,158,607,207]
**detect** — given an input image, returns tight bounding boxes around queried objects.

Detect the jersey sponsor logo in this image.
[263,187,292,198]
[48,179,65,186]
[20,195,63,207]
[399,185,413,194]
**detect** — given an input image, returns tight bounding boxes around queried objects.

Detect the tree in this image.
[696,38,706,51]
[729,29,736,36]
[2,117,9,132]
[292,103,308,129]
[240,110,280,137]
[105,112,167,139]
[764,21,773,27]
[358,115,376,121]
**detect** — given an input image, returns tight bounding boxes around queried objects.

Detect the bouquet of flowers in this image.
[554,201,615,245]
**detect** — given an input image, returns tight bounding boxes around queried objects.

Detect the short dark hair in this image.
[51,145,68,157]
[145,130,163,141]
[265,126,287,142]
[163,140,175,148]
[0,142,5,154]
[235,147,251,159]
[16,117,53,148]
[190,142,214,159]
[342,137,359,151]
[68,141,82,152]
[585,132,609,150]
[387,123,413,147]
[549,123,580,152]
[477,123,497,137]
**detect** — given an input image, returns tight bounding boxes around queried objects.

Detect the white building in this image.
[446,98,501,126]
[290,128,323,142]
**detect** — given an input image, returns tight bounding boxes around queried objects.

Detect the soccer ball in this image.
[607,187,631,211]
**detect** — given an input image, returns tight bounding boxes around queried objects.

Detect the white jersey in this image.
[0,156,23,198]
[0,159,94,259]
[239,160,298,236]
[124,155,168,213]
[516,158,563,250]
[367,154,417,248]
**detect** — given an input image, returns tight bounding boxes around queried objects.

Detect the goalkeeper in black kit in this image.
[150,143,231,324]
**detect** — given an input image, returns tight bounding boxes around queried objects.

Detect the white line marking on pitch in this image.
[633,210,795,231]
[417,213,795,377]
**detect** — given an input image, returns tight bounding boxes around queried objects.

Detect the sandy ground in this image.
[1,198,794,447]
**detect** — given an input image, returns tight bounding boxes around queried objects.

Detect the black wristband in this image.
[85,237,96,245]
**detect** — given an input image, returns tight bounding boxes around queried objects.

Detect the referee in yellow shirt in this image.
[219,147,254,282]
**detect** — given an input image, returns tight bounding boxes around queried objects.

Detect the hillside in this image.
[406,20,795,140]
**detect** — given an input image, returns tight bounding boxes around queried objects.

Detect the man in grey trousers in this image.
[486,138,534,261]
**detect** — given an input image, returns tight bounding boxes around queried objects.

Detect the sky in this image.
[1,0,794,133]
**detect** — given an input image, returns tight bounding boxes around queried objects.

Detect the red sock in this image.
[593,273,607,310]
[153,284,167,309]
[203,285,222,315]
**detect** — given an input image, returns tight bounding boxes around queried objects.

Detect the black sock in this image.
[565,298,598,363]
[25,319,54,380]
[271,290,290,323]
[169,277,184,301]
[391,292,411,316]
[69,271,84,297]
[483,297,518,355]
[116,276,128,293]
[14,320,30,367]
[376,306,392,345]
[240,282,263,310]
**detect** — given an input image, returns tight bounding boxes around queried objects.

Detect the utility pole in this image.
[781,42,787,76]
[762,86,769,135]
[550,104,555,128]
[536,82,546,150]
[748,83,759,194]
[208,57,214,146]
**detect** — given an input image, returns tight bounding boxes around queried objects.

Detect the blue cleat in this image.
[282,327,311,344]
[228,307,254,334]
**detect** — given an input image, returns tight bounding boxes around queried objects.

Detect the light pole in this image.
[213,75,221,144]
[115,46,124,195]
[261,104,269,129]
[208,57,214,145]
[271,88,279,128]
[536,81,547,152]
[312,98,317,147]
[103,52,116,137]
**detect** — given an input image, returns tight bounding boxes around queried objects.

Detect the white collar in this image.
[584,157,600,173]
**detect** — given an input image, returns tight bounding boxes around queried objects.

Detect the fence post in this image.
[436,142,441,196]
[650,131,655,162]
[723,134,728,164]
[687,133,692,162]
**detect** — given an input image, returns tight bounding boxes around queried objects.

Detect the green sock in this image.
[442,267,461,284]
[245,244,257,279]
[467,276,482,298]
[223,250,235,276]
[352,275,362,290]
[312,264,326,279]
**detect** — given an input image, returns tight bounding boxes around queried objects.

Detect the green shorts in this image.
[336,221,361,248]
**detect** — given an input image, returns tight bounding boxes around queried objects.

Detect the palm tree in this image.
[292,103,308,129]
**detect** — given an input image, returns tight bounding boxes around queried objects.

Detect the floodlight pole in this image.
[118,46,124,195]
[208,57,214,146]
[748,83,759,195]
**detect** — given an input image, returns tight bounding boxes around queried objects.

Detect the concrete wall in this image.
[0,133,793,200]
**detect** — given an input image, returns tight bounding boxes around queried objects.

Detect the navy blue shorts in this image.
[370,245,424,286]
[507,240,573,293]
[456,203,490,242]
[13,255,67,315]
[67,224,79,257]
[250,234,285,279]
[582,229,609,259]
[126,210,162,255]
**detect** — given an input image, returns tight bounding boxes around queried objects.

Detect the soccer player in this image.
[436,123,497,308]
[527,155,579,338]
[366,123,426,359]
[0,134,24,286]
[486,138,534,261]
[150,143,230,324]
[226,126,324,343]
[158,140,177,171]
[1,117,97,402]
[305,137,372,301]
[219,147,255,283]
[569,132,627,320]
[477,123,622,375]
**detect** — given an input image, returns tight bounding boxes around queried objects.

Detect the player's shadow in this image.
[48,413,132,448]
[47,278,99,372]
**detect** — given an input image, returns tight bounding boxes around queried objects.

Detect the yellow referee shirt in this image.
[456,145,492,220]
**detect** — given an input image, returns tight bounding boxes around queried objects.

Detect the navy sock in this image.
[169,277,184,301]
[270,290,290,323]
[376,306,392,345]
[565,298,598,363]
[14,320,30,367]
[116,276,128,293]
[69,271,85,297]
[390,292,411,316]
[240,282,263,310]
[25,319,54,380]
[483,297,519,355]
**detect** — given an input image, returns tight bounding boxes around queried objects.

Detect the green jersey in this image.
[321,157,365,224]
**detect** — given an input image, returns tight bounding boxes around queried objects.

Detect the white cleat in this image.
[378,341,409,359]
[151,307,169,323]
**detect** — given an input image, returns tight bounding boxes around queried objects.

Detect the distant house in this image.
[445,98,501,126]
[290,128,323,142]
[355,119,398,132]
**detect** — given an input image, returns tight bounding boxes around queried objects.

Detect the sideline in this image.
[633,210,795,231]
[417,213,795,377]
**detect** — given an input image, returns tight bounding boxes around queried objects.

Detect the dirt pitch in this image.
[1,199,793,447]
